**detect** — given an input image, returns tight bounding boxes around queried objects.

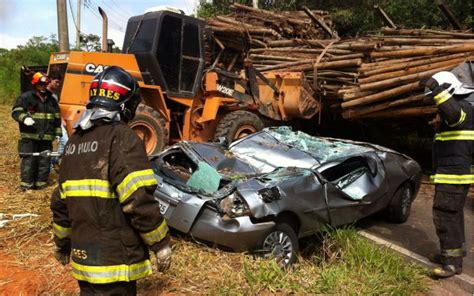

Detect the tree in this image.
[0,35,58,104]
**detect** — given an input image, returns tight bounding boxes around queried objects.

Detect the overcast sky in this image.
[0,0,198,49]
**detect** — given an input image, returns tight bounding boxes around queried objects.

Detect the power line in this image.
[67,0,80,33]
[100,0,131,20]
[87,0,126,32]
[109,0,133,18]
[84,0,124,32]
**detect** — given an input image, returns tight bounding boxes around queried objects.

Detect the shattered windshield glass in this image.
[191,143,259,177]
[267,127,372,163]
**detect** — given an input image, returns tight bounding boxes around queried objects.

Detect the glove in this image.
[154,245,172,272]
[23,117,35,126]
[54,248,70,265]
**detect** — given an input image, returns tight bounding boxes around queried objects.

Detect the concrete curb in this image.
[358,230,474,293]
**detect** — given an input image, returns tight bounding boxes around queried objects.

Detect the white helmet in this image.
[426,71,474,96]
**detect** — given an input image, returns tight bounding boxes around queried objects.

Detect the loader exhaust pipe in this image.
[98,7,108,52]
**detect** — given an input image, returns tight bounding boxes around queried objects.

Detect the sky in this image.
[0,0,200,49]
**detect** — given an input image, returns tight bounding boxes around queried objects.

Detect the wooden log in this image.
[360,52,472,77]
[285,58,363,72]
[232,3,307,26]
[369,43,474,58]
[358,64,456,91]
[357,106,437,119]
[359,56,421,70]
[376,37,471,45]
[342,90,377,101]
[380,27,474,39]
[341,81,423,109]
[342,94,425,119]
[358,55,471,84]
[303,6,338,39]
[250,54,302,61]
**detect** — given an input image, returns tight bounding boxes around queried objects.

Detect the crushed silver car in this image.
[151,127,422,266]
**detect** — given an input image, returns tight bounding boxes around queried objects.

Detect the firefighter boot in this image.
[432,256,462,278]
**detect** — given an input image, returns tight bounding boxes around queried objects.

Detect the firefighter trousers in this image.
[433,183,470,267]
[78,280,137,296]
[18,139,52,189]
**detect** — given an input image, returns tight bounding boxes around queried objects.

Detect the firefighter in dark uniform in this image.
[50,66,171,295]
[12,72,62,190]
[422,71,474,278]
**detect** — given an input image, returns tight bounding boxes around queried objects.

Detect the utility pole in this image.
[253,0,258,8]
[76,0,82,49]
[57,0,70,51]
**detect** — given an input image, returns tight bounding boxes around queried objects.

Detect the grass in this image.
[0,104,428,294]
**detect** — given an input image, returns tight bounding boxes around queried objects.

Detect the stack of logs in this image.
[252,28,474,120]
[206,4,474,121]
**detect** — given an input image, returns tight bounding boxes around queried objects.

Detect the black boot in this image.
[432,264,462,278]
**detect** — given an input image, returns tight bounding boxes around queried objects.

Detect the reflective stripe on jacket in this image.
[11,90,61,140]
[432,93,473,184]
[51,122,169,284]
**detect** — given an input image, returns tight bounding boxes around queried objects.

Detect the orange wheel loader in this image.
[48,9,320,155]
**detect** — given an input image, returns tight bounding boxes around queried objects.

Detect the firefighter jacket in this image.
[11,90,62,141]
[431,90,473,184]
[50,121,169,284]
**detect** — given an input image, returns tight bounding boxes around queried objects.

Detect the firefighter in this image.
[12,72,62,190]
[50,66,171,295]
[422,71,473,278]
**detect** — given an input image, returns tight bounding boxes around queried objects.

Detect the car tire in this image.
[214,110,264,143]
[129,104,168,155]
[387,182,413,223]
[259,223,299,267]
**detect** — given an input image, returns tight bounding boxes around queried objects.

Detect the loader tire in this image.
[214,111,264,143]
[129,104,168,155]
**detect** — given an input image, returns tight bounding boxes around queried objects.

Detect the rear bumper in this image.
[189,207,275,252]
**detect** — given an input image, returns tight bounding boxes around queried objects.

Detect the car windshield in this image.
[230,127,372,170]
[190,143,260,177]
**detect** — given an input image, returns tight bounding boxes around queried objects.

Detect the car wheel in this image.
[260,223,299,267]
[387,182,413,223]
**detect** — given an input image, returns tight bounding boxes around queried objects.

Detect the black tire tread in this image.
[130,104,168,155]
[214,110,264,141]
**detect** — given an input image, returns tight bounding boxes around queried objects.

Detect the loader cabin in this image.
[122,10,205,98]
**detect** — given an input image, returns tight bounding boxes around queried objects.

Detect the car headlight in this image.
[218,192,250,218]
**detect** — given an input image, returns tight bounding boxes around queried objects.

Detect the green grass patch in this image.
[139,227,428,294]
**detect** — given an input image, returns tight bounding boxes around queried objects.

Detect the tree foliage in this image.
[197,0,472,36]
[0,35,58,104]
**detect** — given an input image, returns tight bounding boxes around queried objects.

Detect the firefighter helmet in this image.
[31,72,50,85]
[424,71,474,96]
[87,66,141,122]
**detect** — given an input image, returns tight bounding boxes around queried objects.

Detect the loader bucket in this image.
[256,72,320,121]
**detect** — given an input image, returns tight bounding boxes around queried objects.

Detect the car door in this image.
[316,154,387,226]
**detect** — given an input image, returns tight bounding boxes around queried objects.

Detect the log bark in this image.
[342,94,425,119]
[369,43,474,58]
[341,81,423,109]
[357,106,437,119]
[358,55,471,84]
[360,52,472,77]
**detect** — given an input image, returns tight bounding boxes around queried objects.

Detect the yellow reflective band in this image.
[20,133,55,141]
[30,112,56,120]
[435,130,474,141]
[53,222,71,239]
[61,179,115,199]
[12,107,25,112]
[18,114,28,121]
[71,259,152,284]
[141,220,168,246]
[117,169,157,203]
[433,89,452,105]
[430,174,474,184]
[55,112,60,119]
[442,248,464,257]
[447,109,466,128]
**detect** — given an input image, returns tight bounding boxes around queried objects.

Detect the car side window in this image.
[320,157,376,200]
[159,149,197,183]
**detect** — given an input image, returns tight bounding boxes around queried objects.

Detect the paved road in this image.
[359,180,473,278]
